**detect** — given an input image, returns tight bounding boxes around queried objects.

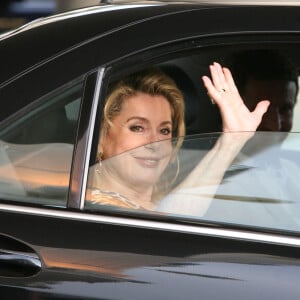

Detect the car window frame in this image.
[68,68,105,209]
[80,33,300,234]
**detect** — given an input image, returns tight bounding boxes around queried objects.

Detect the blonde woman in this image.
[87,62,270,215]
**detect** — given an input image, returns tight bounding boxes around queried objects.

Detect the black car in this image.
[0,1,300,299]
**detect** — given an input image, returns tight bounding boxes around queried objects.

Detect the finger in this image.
[212,62,228,91]
[222,67,237,91]
[252,100,270,121]
[209,63,226,91]
[202,76,222,104]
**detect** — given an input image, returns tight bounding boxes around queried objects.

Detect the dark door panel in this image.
[0,209,299,299]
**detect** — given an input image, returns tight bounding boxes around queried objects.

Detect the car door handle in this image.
[0,235,41,277]
[0,249,41,276]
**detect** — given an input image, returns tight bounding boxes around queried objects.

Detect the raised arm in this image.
[157,62,270,216]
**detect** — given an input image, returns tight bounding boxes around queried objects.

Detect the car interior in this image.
[157,42,300,135]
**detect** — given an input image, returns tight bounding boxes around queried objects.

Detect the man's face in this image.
[242,79,297,132]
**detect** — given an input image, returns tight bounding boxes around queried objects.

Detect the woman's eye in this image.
[160,128,171,135]
[129,125,144,132]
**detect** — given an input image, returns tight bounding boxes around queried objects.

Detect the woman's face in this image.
[101,92,174,189]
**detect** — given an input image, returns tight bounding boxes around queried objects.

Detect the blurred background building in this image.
[0,0,100,33]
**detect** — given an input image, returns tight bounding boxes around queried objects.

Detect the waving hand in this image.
[202,62,270,132]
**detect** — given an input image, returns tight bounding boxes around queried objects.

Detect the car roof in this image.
[1,1,300,86]
[2,0,300,42]
[99,0,300,4]
[100,0,300,6]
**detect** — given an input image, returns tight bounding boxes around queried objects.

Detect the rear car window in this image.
[0,79,83,207]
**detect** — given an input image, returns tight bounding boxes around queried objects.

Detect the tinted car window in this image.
[84,39,300,233]
[0,79,83,206]
[86,132,300,234]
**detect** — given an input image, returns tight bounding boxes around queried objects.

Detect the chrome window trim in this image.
[79,68,105,209]
[0,5,157,41]
[0,204,299,247]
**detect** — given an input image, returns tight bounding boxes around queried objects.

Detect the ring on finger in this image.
[218,88,226,93]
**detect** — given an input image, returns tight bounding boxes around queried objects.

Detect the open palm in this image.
[202,62,270,132]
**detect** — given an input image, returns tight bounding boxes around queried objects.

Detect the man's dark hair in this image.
[227,49,299,95]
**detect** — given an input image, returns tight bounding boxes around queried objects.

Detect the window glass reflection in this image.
[0,80,83,206]
[86,132,300,234]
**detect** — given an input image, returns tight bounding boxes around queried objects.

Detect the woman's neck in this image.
[94,169,155,210]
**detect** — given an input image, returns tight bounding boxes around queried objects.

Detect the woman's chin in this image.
[131,173,161,187]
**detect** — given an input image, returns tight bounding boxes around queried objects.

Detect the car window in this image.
[84,41,300,235]
[0,79,84,207]
[85,132,300,234]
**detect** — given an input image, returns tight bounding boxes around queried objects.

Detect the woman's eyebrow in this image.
[126,117,172,126]
[126,116,148,123]
[161,121,172,126]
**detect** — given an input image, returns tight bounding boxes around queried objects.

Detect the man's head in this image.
[228,49,298,132]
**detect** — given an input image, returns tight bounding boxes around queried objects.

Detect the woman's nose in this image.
[144,131,160,150]
[148,130,161,143]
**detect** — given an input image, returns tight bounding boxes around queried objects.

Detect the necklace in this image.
[90,189,140,209]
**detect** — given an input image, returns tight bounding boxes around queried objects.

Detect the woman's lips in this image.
[134,156,160,168]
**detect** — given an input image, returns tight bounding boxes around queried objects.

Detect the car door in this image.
[78,36,300,299]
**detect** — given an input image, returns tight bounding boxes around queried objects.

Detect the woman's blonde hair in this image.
[100,68,186,201]
[101,68,185,144]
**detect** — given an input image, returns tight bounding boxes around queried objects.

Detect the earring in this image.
[96,151,103,174]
